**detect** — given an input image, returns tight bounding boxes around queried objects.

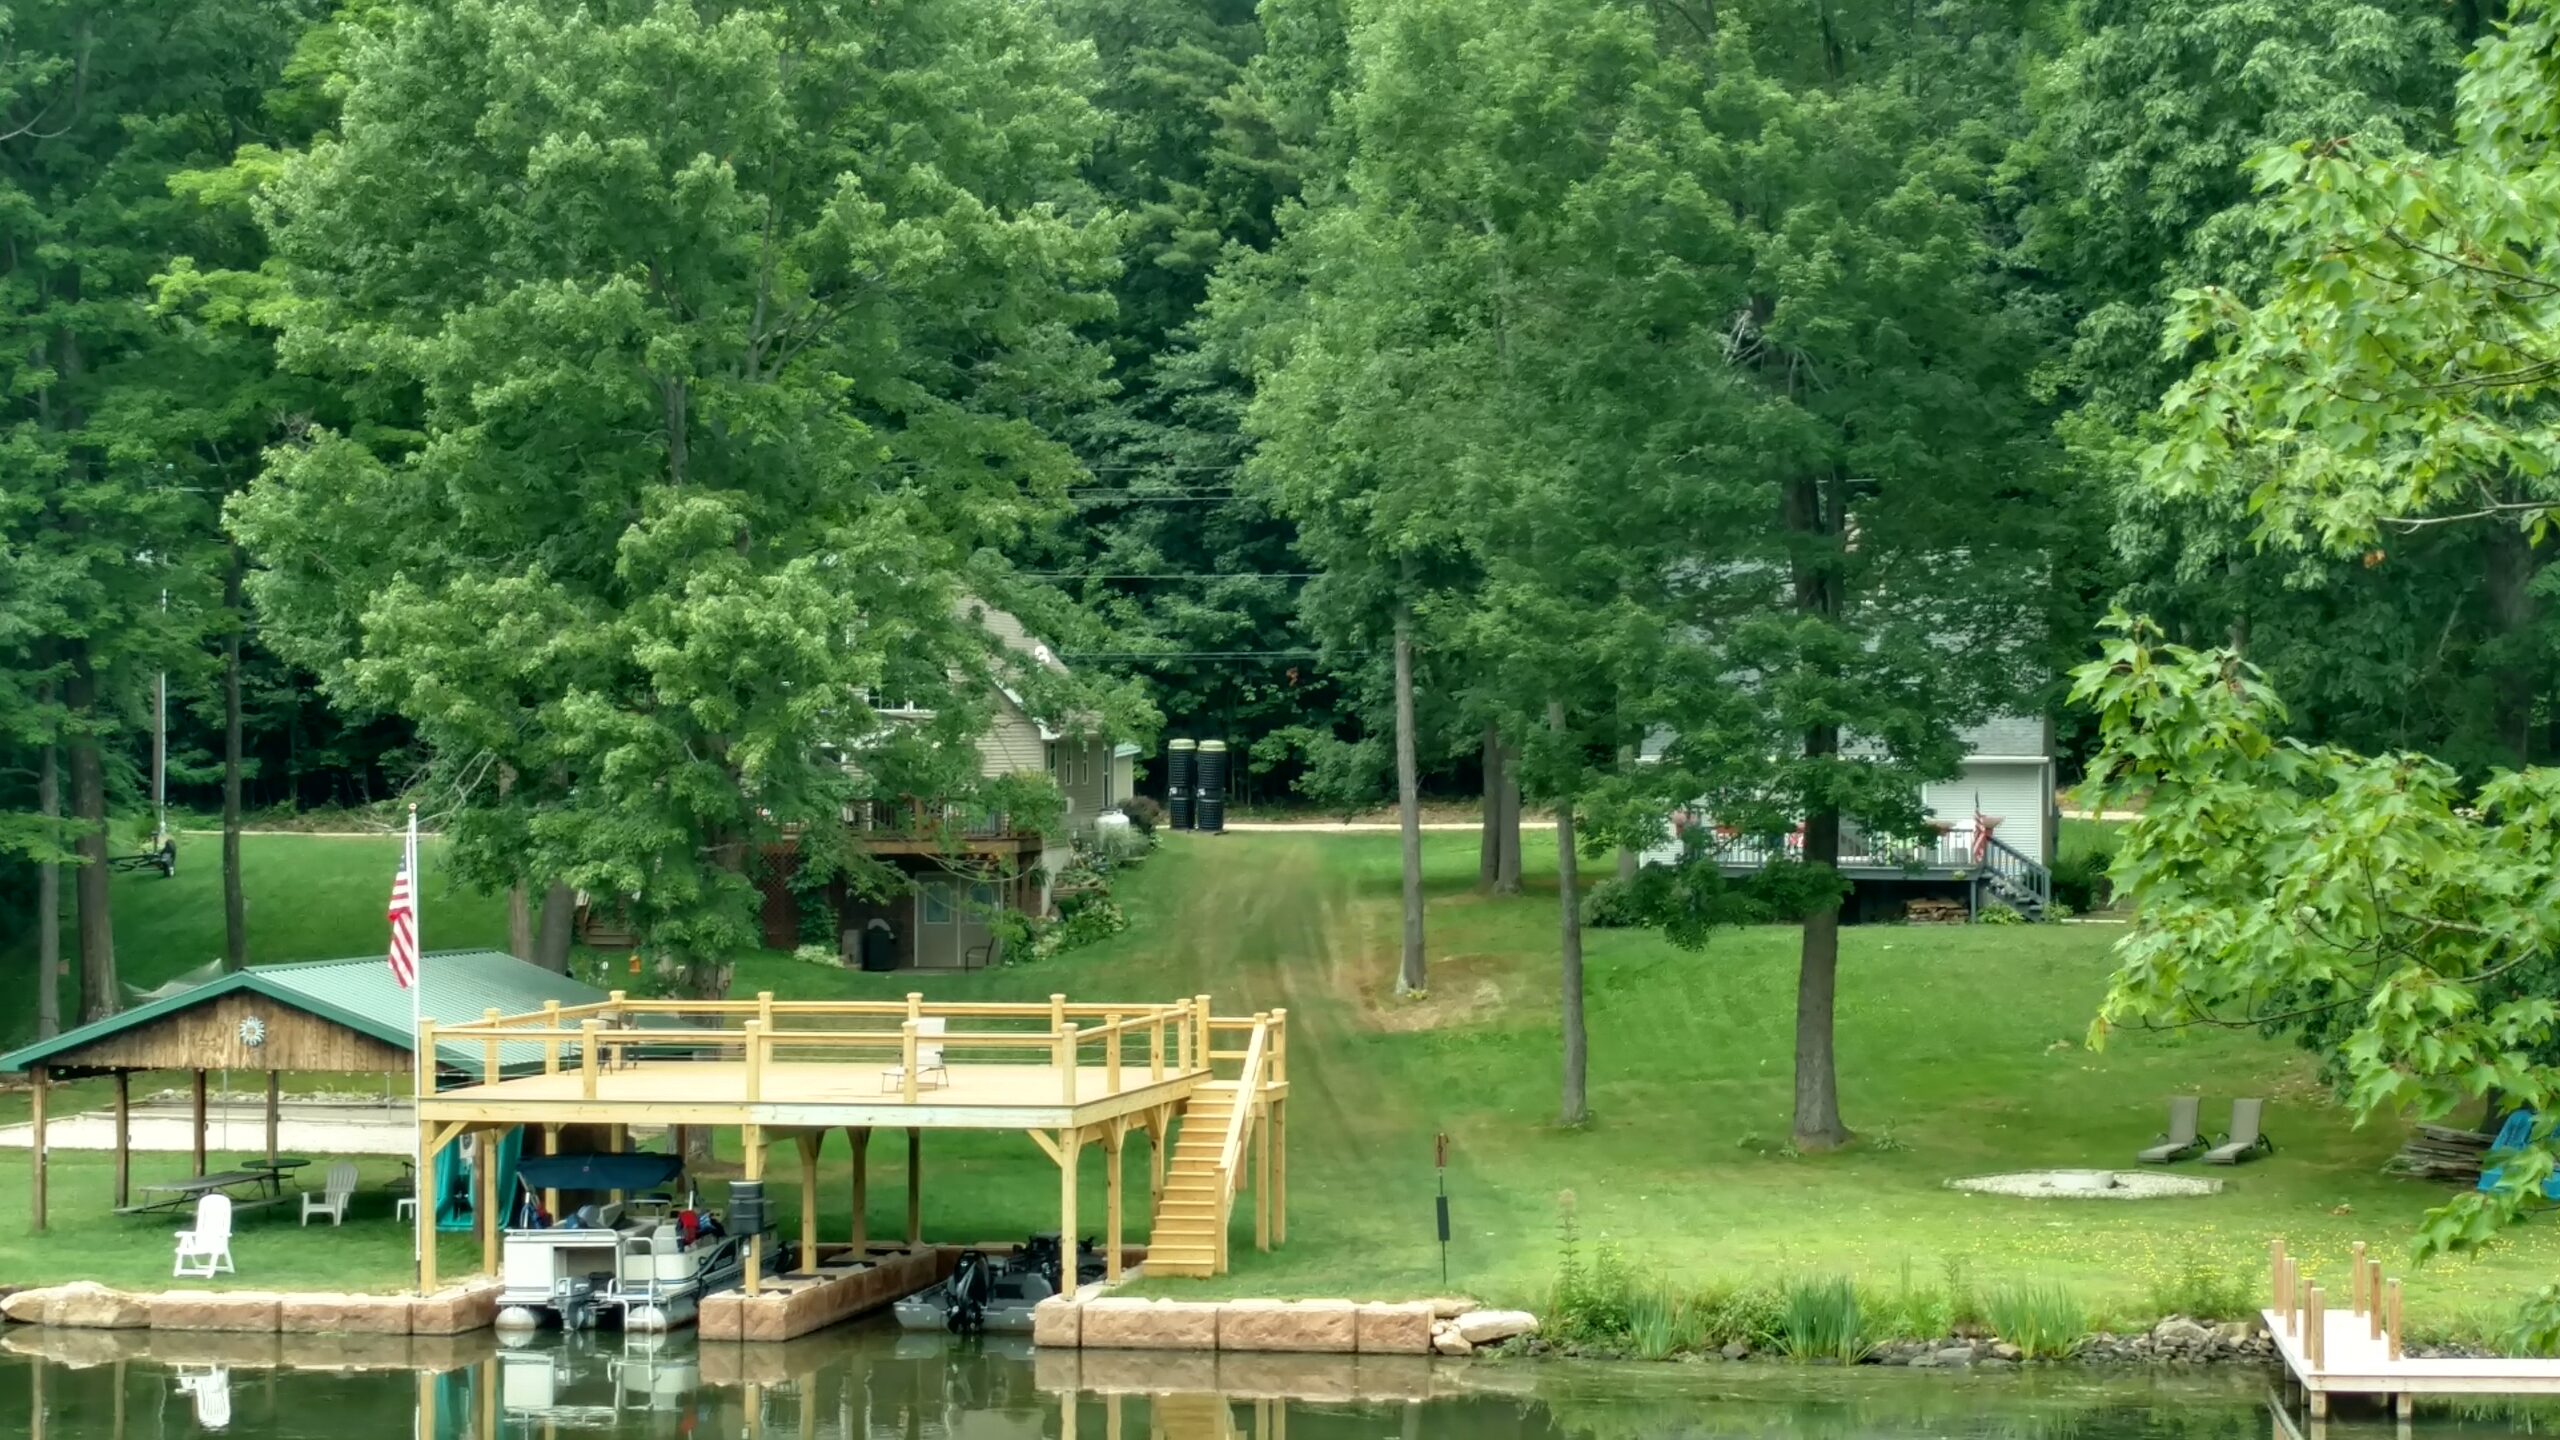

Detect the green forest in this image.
[8,0,2560,1231]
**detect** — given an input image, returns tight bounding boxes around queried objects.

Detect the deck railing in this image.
[418,992,1285,1107]
[843,797,1029,840]
[1710,827,1983,871]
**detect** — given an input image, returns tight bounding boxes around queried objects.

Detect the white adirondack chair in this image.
[301,1161,359,1226]
[880,1017,951,1093]
[174,1193,235,1277]
[175,1366,232,1430]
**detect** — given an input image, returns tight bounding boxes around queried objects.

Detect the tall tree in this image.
[232,0,1125,991]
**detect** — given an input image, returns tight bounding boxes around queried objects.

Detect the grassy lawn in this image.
[0,826,2550,1339]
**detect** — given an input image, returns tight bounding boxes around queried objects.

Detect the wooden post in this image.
[744,1125,765,1296]
[1195,993,1212,1066]
[1050,993,1067,1034]
[905,991,923,1028]
[1107,1391,1122,1440]
[1150,1013,1164,1082]
[901,1020,920,1104]
[543,1001,562,1074]
[2270,1238,2287,1317]
[1106,1012,1122,1094]
[1060,1024,1080,1104]
[111,1069,129,1211]
[483,1006,502,1083]
[580,1019,602,1099]
[797,1132,821,1275]
[264,1070,281,1165]
[2350,1242,2367,1314]
[418,1119,440,1294]
[745,1020,767,1102]
[2306,1283,2325,1371]
[1271,1008,1287,1086]
[2368,1258,2385,1341]
[906,1128,922,1246]
[758,989,775,1031]
[480,1129,501,1278]
[1273,1098,1287,1247]
[850,1127,870,1251]
[1105,1123,1124,1284]
[1177,1001,1193,1072]
[190,1069,208,1177]
[30,1064,47,1233]
[1059,1128,1083,1265]
[1256,1101,1271,1253]
[543,1124,560,1221]
[2387,1279,2403,1361]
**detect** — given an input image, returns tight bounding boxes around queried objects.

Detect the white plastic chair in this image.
[301,1161,359,1226]
[175,1366,232,1430]
[880,1017,950,1093]
[174,1193,235,1277]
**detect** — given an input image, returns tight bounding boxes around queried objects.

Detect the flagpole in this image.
[409,804,424,1300]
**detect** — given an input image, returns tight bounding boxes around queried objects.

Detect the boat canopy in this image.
[516,1152,686,1193]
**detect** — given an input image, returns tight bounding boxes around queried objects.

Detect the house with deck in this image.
[1641,713,2059,920]
[765,600,1138,970]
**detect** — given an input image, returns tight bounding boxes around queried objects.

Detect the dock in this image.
[2263,1236,2560,1417]
[415,992,1288,1295]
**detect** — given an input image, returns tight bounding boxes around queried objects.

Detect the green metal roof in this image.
[0,950,608,1076]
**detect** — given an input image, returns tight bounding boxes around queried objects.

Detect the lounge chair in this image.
[174,1194,235,1277]
[2477,1111,2560,1199]
[301,1161,359,1226]
[2201,1098,2275,1165]
[881,1017,951,1093]
[2137,1096,2206,1164]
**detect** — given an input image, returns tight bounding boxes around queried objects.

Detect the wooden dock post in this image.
[743,1125,765,1296]
[796,1132,820,1275]
[1105,1012,1123,1094]
[744,1020,766,1103]
[483,1008,503,1084]
[2369,1257,2385,1341]
[2386,1278,2403,1361]
[1058,1127,1083,1268]
[480,1128,501,1278]
[1051,993,1067,1035]
[1105,1121,1125,1284]
[901,1021,920,1104]
[29,1065,46,1233]
[1150,1009,1165,1082]
[1196,994,1213,1067]
[1177,1001,1193,1073]
[543,1001,561,1074]
[111,1069,128,1212]
[2306,1283,2326,1371]
[2351,1242,2367,1314]
[1060,1025,1080,1104]
[849,1126,869,1251]
[579,1019,601,1099]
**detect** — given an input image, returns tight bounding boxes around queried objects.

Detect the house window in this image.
[922,885,953,925]
[968,881,997,913]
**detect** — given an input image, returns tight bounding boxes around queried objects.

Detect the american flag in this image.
[387,865,418,989]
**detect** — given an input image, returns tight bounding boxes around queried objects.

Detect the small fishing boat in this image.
[495,1153,760,1333]
[894,1235,1105,1333]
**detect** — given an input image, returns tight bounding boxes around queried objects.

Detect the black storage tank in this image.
[1197,739,1228,834]
[1168,738,1197,830]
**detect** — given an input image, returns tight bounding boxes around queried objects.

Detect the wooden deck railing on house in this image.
[842,797,1032,840]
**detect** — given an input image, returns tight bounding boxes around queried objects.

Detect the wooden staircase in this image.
[1146,1081,1241,1278]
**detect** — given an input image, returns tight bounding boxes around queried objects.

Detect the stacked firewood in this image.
[1905,898,1970,924]
[2387,1124,2493,1182]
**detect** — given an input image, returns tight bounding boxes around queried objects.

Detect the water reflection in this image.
[6,1321,2559,1440]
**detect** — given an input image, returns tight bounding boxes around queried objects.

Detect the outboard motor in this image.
[1020,1233,1066,1294]
[947,1249,995,1334]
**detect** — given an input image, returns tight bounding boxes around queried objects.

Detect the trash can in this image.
[861,923,899,973]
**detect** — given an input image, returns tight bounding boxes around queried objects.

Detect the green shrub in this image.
[1693,1282,1784,1349]
[1874,1257,1949,1340]
[1985,1282,2086,1359]
[1583,876,1644,928]
[1117,795,1165,836]
[1976,903,2025,925]
[2143,1255,2258,1321]
[1027,891,1128,960]
[789,942,839,967]
[1774,1276,1868,1364]
[1944,1256,1986,1335]
[2049,849,2115,913]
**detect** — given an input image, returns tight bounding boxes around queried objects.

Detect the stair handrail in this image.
[1216,1017,1268,1196]
[1980,833,2051,908]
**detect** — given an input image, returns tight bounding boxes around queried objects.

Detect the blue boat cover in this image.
[516,1152,685,1193]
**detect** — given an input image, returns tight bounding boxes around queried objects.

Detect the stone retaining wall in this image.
[0,1280,500,1337]
[1035,1297,1475,1356]
[699,1247,943,1343]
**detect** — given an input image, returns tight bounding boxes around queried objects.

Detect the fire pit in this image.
[1946,1169,2222,1199]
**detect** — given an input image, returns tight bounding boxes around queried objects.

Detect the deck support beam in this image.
[796,1131,821,1275]
[1105,1120,1125,1284]
[264,1071,280,1165]
[744,1124,766,1295]
[480,1128,501,1278]
[30,1064,47,1233]
[418,1118,447,1294]
[1059,1126,1084,1279]
[849,1126,870,1252]
[1273,1099,1287,1247]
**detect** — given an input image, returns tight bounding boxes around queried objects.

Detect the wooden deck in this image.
[426,1059,1205,1129]
[2264,1236,2560,1417]
[411,992,1287,1298]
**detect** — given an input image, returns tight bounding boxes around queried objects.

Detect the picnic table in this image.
[116,1170,294,1218]
[234,1156,310,1197]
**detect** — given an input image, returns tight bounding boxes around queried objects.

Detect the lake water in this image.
[2,1321,2548,1439]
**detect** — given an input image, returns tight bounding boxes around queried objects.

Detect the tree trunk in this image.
[1393,605,1426,996]
[1792,800,1850,1150]
[1495,743,1522,894]
[534,883,576,974]
[222,559,248,972]
[1479,723,1502,893]
[1550,701,1589,1126]
[2483,520,2541,767]
[1615,745,1639,883]
[508,886,535,961]
[66,648,118,1023]
[1783,469,1850,1151]
[36,677,60,1042]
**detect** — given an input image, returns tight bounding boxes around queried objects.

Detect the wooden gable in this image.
[42,991,410,1077]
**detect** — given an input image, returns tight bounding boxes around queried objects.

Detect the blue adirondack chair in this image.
[2478,1111,2560,1201]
